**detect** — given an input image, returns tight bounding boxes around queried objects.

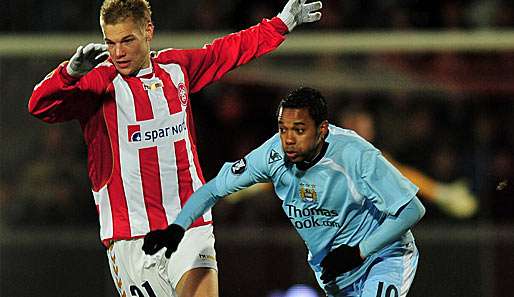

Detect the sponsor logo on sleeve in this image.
[268,149,283,164]
[231,158,247,175]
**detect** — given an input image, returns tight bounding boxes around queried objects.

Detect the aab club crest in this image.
[178,83,188,106]
[299,183,318,203]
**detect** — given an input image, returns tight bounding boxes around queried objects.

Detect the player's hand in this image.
[66,43,109,77]
[278,0,322,32]
[434,180,478,219]
[142,224,185,259]
[320,245,364,283]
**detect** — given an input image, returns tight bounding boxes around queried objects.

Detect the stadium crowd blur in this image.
[1,0,513,228]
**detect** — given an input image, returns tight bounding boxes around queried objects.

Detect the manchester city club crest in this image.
[299,183,318,203]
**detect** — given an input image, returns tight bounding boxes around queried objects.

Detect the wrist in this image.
[277,12,296,32]
[65,63,83,78]
[61,63,81,84]
[167,223,185,235]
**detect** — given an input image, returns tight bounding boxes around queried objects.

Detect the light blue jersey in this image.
[175,125,420,294]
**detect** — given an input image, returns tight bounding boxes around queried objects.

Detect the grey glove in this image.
[278,0,322,32]
[66,43,109,77]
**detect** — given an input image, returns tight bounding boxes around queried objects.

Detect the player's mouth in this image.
[116,60,131,68]
[285,151,298,159]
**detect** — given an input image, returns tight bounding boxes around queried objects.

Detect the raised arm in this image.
[28,44,109,123]
[161,1,322,93]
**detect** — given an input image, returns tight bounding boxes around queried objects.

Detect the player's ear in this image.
[145,21,154,42]
[319,120,329,139]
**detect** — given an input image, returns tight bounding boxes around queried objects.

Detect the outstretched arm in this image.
[162,1,322,93]
[142,179,222,258]
[142,138,278,258]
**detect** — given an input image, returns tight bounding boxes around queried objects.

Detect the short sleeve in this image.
[214,137,276,196]
[360,150,419,215]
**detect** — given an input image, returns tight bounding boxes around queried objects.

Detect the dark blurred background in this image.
[1,1,513,296]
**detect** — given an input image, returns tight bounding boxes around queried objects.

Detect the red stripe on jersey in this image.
[186,104,206,184]
[104,100,132,238]
[107,161,132,238]
[139,147,168,230]
[174,140,194,207]
[126,77,153,121]
[154,63,182,115]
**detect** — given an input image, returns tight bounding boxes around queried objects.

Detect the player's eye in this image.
[295,128,305,134]
[279,127,286,133]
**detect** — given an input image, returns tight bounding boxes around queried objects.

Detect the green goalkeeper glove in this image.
[278,0,322,32]
[66,43,109,77]
[142,224,185,258]
[434,180,478,219]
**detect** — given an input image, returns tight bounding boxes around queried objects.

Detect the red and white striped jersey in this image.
[29,17,287,246]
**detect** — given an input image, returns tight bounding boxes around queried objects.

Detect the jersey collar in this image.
[296,141,329,171]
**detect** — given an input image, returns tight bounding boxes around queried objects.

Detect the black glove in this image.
[142,224,185,258]
[320,245,364,283]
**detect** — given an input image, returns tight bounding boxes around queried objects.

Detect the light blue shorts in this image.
[323,242,419,297]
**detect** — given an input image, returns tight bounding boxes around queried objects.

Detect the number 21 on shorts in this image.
[129,281,157,297]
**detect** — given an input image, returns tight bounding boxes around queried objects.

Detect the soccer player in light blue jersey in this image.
[143,87,426,297]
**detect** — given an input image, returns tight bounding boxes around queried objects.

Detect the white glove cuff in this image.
[277,12,296,32]
[66,63,81,78]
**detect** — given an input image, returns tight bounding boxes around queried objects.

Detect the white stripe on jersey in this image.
[93,186,113,240]
[319,158,365,204]
[113,75,150,237]
[141,76,169,119]
[157,144,182,224]
[159,63,211,221]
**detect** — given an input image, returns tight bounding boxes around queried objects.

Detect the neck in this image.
[297,140,328,171]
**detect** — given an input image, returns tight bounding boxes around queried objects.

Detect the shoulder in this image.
[327,124,377,153]
[245,133,285,173]
[251,133,283,162]
[89,60,118,82]
[324,125,379,169]
[153,48,189,65]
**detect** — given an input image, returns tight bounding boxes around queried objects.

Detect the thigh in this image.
[107,239,175,297]
[361,244,419,297]
[167,224,218,297]
[176,268,218,297]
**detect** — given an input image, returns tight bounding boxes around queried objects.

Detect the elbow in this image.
[28,94,46,118]
[28,97,40,117]
[28,96,58,123]
[414,196,426,222]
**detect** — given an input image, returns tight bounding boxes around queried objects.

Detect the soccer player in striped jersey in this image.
[28,1,322,296]
[145,87,426,297]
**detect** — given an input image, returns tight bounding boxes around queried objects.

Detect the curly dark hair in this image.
[277,87,328,126]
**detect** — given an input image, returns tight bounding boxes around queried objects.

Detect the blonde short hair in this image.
[100,0,152,27]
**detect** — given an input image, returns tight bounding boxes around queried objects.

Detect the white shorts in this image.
[107,225,217,297]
